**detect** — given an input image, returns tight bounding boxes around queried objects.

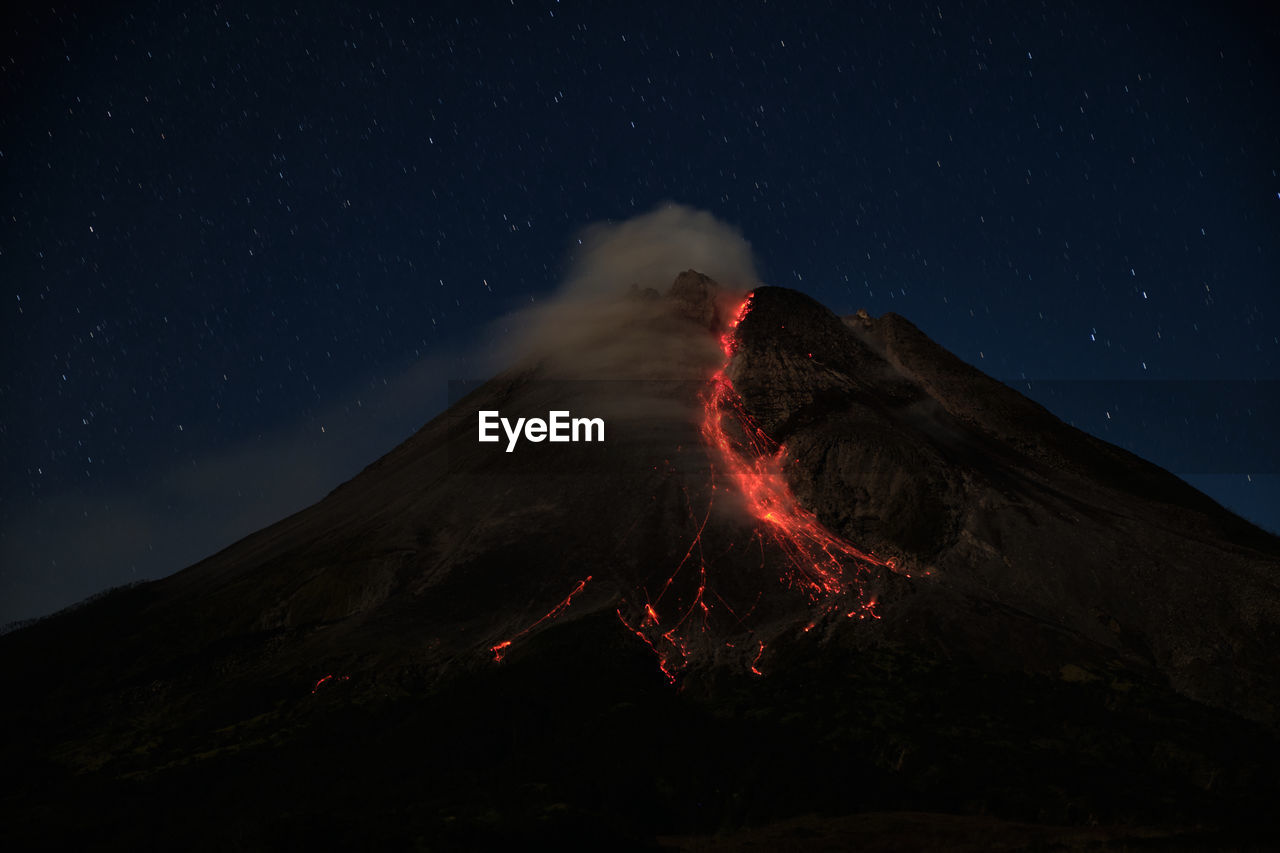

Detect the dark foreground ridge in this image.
[3,275,1278,850]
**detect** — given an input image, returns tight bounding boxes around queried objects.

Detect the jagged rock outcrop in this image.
[667,268,726,330]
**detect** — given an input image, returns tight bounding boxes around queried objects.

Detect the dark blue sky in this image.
[3,0,1277,625]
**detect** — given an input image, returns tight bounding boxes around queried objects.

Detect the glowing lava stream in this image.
[310,674,350,694]
[492,293,894,676]
[491,576,592,662]
[621,293,894,681]
[702,295,895,599]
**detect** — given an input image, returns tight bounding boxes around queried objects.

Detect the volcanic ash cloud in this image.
[495,204,760,382]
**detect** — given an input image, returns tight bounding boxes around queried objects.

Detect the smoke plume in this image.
[494,204,760,380]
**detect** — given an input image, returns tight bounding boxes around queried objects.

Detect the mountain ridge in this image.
[3,273,1278,848]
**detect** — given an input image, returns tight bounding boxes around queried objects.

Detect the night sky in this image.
[3,0,1277,626]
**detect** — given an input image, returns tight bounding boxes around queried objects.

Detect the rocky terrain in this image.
[3,272,1278,850]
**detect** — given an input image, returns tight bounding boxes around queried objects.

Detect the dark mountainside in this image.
[4,273,1279,850]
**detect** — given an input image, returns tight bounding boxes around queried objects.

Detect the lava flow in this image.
[487,292,892,679]
[310,674,350,694]
[620,293,894,680]
[491,575,592,662]
[702,295,895,598]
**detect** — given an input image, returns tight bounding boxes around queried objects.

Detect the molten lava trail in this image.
[703,296,895,597]
[622,293,893,680]
[491,576,592,662]
[310,674,350,694]
[488,294,892,677]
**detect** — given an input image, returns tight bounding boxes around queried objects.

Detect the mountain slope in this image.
[3,274,1278,849]
[730,286,1280,723]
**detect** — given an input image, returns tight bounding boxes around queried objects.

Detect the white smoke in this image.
[560,203,760,298]
[493,203,760,379]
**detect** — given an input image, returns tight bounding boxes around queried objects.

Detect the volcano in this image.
[4,273,1279,850]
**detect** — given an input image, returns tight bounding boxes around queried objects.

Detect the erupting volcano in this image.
[614,292,896,681]
[701,294,896,598]
[4,271,1279,850]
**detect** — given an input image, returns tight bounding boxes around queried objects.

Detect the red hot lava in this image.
[620,293,894,679]
[703,296,894,598]
[490,291,895,678]
[491,575,592,662]
[311,674,350,694]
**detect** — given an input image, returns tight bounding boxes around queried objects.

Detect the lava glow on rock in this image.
[310,674,350,694]
[495,293,893,679]
[491,575,593,662]
[703,296,895,598]
[617,293,894,681]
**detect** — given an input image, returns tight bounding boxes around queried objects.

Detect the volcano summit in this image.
[3,271,1279,850]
